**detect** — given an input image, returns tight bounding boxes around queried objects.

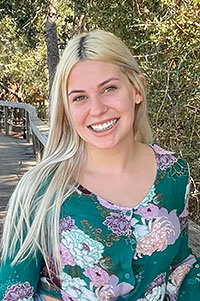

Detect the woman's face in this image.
[67,59,142,151]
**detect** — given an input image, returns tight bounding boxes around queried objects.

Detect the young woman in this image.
[0,30,199,301]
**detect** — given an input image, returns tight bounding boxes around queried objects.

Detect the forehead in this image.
[67,60,123,89]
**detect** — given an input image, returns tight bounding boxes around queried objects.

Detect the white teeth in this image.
[90,119,118,132]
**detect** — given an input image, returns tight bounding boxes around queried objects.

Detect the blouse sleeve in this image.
[167,227,200,300]
[0,244,43,300]
[166,172,200,300]
[0,176,52,300]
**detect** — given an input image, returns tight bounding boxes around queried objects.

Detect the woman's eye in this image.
[73,95,87,102]
[104,86,117,93]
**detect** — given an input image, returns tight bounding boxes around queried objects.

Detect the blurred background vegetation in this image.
[0,0,199,222]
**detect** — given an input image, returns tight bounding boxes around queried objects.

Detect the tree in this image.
[0,0,49,117]
[45,0,59,93]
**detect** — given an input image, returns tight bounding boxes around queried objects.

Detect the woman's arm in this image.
[166,179,200,299]
[0,246,43,300]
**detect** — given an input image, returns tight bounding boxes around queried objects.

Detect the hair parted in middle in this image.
[44,29,152,160]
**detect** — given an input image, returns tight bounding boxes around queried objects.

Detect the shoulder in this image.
[150,143,190,183]
[151,144,190,212]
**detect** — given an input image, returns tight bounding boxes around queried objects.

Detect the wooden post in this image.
[25,111,30,143]
[32,132,36,155]
[22,109,26,139]
[4,106,9,135]
[0,105,3,130]
[10,108,14,134]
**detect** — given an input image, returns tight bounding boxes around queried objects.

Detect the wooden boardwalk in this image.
[0,132,199,256]
[0,133,36,235]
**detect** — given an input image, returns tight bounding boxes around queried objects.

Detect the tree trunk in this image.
[73,1,86,34]
[45,0,59,96]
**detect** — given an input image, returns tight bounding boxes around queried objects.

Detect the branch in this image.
[154,58,176,131]
[134,0,142,16]
[0,81,21,101]
[185,104,200,112]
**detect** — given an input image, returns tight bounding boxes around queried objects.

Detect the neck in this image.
[84,140,140,174]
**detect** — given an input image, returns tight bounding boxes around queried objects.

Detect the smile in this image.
[89,118,119,132]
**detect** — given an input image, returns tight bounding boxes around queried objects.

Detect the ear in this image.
[134,89,143,104]
[134,74,146,104]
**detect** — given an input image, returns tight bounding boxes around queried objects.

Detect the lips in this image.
[88,118,119,132]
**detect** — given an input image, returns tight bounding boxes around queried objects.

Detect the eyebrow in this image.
[68,77,120,96]
[68,89,85,97]
[98,77,120,87]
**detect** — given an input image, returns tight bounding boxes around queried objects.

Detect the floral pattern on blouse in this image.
[166,254,197,298]
[103,211,132,236]
[137,274,166,301]
[1,144,200,301]
[58,217,135,300]
[61,228,104,269]
[3,282,34,301]
[61,272,99,300]
[133,207,181,259]
[151,144,176,170]
[146,273,166,300]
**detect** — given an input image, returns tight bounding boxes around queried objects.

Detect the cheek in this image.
[69,106,87,128]
[116,95,135,113]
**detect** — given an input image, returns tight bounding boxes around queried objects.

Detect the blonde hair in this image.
[1,30,152,273]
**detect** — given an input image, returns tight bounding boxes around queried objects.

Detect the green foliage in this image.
[0,0,48,118]
[0,0,48,47]
[56,0,74,47]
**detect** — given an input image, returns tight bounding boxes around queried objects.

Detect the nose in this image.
[89,95,108,116]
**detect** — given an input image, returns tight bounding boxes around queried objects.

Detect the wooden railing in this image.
[0,101,49,161]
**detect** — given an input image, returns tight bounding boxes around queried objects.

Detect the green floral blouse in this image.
[0,144,200,300]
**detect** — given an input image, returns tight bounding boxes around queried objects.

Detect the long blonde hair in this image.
[1,30,152,272]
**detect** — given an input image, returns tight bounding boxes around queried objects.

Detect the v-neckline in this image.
[75,144,163,211]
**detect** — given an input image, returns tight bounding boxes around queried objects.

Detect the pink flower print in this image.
[108,275,134,298]
[151,144,177,170]
[42,256,61,289]
[151,144,174,155]
[59,216,77,235]
[146,273,166,295]
[135,204,159,220]
[134,216,176,259]
[61,290,77,301]
[60,243,75,267]
[95,284,115,300]
[169,264,192,287]
[168,257,196,298]
[157,208,180,245]
[179,200,189,231]
[180,205,189,219]
[84,266,109,287]
[3,282,34,300]
[145,273,166,300]
[179,215,188,231]
[103,212,132,236]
